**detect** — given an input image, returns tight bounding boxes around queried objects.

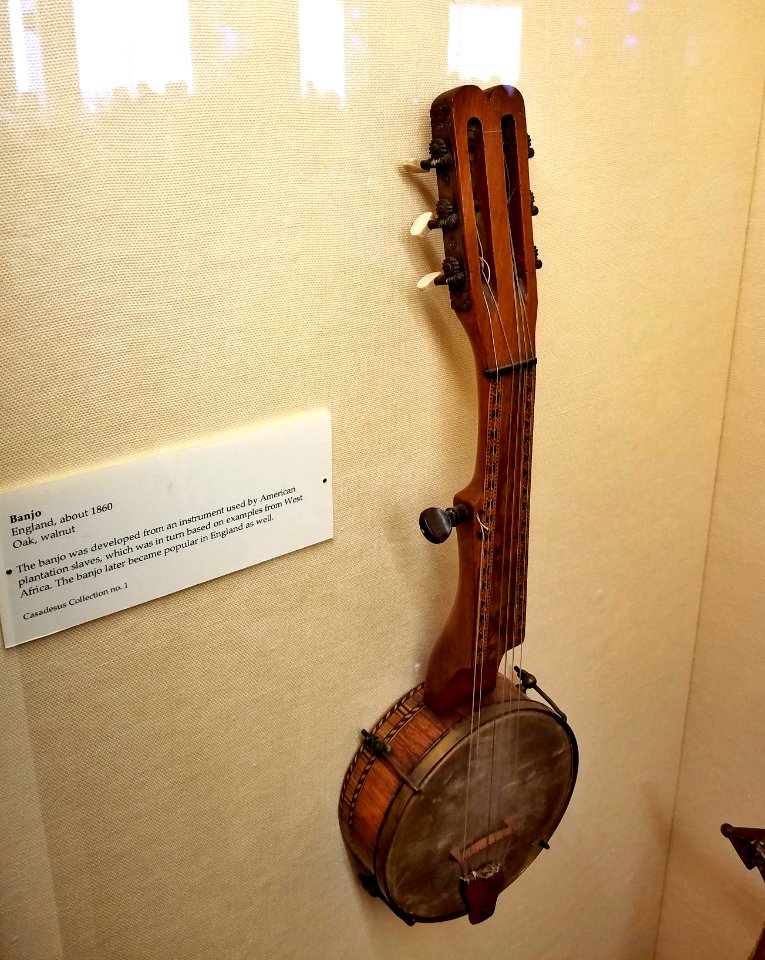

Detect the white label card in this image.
[0,410,333,648]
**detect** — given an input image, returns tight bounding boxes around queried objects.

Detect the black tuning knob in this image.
[530,192,539,216]
[527,135,535,159]
[534,246,542,270]
[428,199,460,231]
[419,504,471,544]
[419,138,453,171]
[433,257,466,289]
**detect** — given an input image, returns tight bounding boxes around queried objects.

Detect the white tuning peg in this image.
[417,271,442,290]
[401,158,430,174]
[410,211,435,238]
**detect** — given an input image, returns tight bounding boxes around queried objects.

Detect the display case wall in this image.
[655,89,765,960]
[1,2,763,959]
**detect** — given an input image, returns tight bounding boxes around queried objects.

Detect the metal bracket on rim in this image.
[360,729,422,794]
[514,666,567,721]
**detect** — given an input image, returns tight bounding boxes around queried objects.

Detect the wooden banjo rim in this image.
[372,697,579,921]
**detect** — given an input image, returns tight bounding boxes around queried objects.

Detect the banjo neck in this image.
[420,85,541,715]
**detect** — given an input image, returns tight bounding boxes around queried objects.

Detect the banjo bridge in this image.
[449,817,514,873]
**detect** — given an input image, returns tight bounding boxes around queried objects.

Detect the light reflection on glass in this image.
[71,0,193,110]
[447,3,522,86]
[8,0,45,95]
[219,27,240,56]
[299,0,345,103]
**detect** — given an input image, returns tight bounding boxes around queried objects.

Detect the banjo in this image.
[339,84,578,926]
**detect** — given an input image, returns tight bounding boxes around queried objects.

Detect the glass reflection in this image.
[8,0,45,96]
[299,0,345,103]
[3,0,530,119]
[448,3,522,85]
[71,0,193,110]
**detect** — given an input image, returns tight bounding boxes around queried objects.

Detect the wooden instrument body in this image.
[422,84,540,715]
[339,677,577,923]
[339,84,577,925]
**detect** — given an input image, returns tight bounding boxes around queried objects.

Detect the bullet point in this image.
[5,570,11,575]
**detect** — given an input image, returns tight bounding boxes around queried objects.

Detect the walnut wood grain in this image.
[338,675,576,924]
[422,85,539,714]
[339,678,520,884]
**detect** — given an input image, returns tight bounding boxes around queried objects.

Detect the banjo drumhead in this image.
[382,703,576,920]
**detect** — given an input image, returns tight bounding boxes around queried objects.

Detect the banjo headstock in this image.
[421,85,540,374]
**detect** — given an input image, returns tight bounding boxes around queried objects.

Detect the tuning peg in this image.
[402,160,432,174]
[527,135,535,158]
[410,200,460,238]
[437,257,465,287]
[530,192,539,216]
[403,138,454,175]
[417,271,442,289]
[432,199,459,229]
[410,211,435,237]
[534,246,542,269]
[423,138,453,170]
[417,257,466,291]
[419,504,470,544]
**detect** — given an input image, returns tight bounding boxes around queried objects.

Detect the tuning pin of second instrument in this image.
[530,192,539,216]
[534,246,543,269]
[527,134,535,158]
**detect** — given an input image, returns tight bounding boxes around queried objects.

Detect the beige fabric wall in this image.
[1,3,763,959]
[655,86,765,960]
